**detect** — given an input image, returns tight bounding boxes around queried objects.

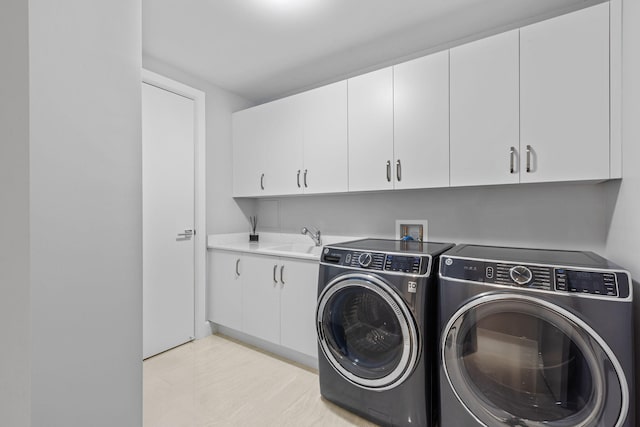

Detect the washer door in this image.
[442,293,629,427]
[317,273,420,391]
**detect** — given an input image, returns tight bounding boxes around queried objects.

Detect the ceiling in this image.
[143,0,602,104]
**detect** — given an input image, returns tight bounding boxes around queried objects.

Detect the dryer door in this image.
[316,273,420,391]
[441,293,629,427]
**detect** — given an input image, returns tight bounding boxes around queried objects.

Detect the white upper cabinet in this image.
[450,30,520,187]
[394,51,450,189]
[233,84,345,197]
[260,96,304,196]
[298,81,348,194]
[233,106,268,197]
[233,97,303,197]
[233,3,616,196]
[520,3,610,183]
[348,67,395,192]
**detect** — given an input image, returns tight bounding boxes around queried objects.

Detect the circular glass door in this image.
[442,293,629,427]
[317,273,419,390]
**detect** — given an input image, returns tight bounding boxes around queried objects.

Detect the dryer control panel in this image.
[321,248,429,276]
[440,256,630,299]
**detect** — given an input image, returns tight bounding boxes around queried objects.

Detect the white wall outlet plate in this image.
[395,219,428,242]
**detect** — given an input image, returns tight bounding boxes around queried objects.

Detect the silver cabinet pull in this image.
[509,147,516,174]
[303,169,308,188]
[273,264,278,284]
[386,160,391,182]
[296,170,301,188]
[280,265,285,285]
[235,258,240,277]
[396,159,402,182]
[177,229,194,238]
[526,145,532,173]
[260,173,265,190]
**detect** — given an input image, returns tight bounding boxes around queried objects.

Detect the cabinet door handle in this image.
[526,145,532,173]
[280,265,285,285]
[260,173,265,190]
[396,160,402,182]
[296,170,301,188]
[386,161,391,182]
[509,147,516,174]
[235,259,240,277]
[273,264,278,284]
[303,169,308,188]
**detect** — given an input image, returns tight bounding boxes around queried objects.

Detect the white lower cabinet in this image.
[207,250,319,358]
[207,250,243,331]
[242,253,282,344]
[279,259,319,357]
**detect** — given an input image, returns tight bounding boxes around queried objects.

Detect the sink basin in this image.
[265,243,323,256]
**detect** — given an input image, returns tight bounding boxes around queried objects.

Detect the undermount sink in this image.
[266,243,323,256]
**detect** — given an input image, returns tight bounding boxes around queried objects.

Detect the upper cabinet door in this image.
[300,81,348,194]
[348,68,394,192]
[394,51,450,190]
[450,30,520,187]
[520,3,609,183]
[260,95,304,196]
[233,106,268,197]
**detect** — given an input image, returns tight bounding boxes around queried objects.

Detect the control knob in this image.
[510,265,533,286]
[358,253,373,268]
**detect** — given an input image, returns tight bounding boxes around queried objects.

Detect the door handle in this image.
[260,173,265,190]
[386,160,391,182]
[396,159,402,182]
[177,229,194,238]
[273,264,278,284]
[280,265,285,285]
[526,145,532,173]
[303,169,308,188]
[235,259,240,277]
[296,170,301,188]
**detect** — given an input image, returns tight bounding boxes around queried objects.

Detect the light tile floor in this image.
[143,334,378,427]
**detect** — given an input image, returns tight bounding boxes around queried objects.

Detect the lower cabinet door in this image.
[279,260,319,358]
[207,250,243,331]
[242,254,281,345]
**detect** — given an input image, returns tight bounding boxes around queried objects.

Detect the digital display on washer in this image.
[385,255,421,273]
[556,269,617,296]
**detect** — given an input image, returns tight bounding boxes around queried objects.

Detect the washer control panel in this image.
[440,256,630,299]
[322,248,427,275]
[554,269,618,297]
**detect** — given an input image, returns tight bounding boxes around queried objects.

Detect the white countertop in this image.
[207,232,360,261]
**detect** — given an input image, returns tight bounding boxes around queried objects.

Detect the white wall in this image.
[0,1,31,425]
[259,182,609,252]
[27,1,142,426]
[142,57,256,235]
[605,0,640,406]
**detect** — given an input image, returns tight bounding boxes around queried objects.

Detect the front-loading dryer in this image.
[317,238,454,427]
[438,244,635,427]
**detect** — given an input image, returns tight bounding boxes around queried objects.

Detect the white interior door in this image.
[142,82,195,359]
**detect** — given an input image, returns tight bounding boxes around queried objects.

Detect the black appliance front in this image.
[317,239,454,427]
[438,245,635,427]
[317,272,420,391]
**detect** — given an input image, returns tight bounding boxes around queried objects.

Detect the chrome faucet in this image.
[301,226,322,246]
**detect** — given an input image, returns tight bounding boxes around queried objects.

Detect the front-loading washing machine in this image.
[438,244,635,427]
[317,238,454,427]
